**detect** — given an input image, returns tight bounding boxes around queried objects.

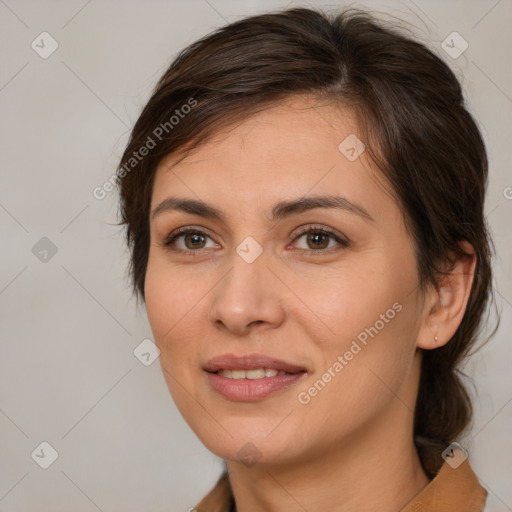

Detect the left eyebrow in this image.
[270,195,374,222]
[150,194,374,223]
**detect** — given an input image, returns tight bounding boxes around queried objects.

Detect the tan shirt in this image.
[194,457,488,512]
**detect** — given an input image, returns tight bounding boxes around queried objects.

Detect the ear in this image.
[416,241,477,350]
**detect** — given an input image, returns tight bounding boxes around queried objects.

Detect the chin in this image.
[210,437,298,467]
[193,416,302,466]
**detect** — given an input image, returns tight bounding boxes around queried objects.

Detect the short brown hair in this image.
[116,7,494,477]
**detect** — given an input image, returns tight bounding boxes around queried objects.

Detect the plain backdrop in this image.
[0,0,511,511]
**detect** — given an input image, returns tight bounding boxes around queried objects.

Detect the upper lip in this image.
[203,354,307,374]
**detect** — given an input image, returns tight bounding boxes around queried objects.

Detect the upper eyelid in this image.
[165,226,217,243]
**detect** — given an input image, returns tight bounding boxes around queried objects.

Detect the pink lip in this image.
[203,353,308,402]
[206,372,306,401]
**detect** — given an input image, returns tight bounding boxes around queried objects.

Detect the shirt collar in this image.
[401,456,487,512]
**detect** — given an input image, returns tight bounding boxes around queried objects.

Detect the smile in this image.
[204,354,308,401]
[216,368,289,379]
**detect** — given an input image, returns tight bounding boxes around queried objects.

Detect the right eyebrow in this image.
[151,197,225,221]
[151,195,374,223]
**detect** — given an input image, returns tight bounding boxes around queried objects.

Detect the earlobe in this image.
[417,241,477,350]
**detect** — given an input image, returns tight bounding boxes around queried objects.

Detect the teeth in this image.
[246,369,265,379]
[217,368,281,379]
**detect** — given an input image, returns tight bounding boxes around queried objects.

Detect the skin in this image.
[145,95,476,512]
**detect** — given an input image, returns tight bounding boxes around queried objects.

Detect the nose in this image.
[208,249,285,336]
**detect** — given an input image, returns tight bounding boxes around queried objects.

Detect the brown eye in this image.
[293,227,348,253]
[183,232,207,249]
[305,232,330,249]
[164,229,218,252]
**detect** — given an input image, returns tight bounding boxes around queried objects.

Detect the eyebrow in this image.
[151,195,374,223]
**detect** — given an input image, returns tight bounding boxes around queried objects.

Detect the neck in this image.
[228,428,429,512]
[226,361,430,511]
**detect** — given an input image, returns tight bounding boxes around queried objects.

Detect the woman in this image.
[117,7,496,512]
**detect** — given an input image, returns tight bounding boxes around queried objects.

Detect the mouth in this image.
[215,368,292,379]
[203,354,307,401]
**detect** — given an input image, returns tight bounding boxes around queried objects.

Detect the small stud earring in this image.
[434,336,438,343]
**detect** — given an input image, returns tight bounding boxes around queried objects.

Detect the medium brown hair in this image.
[117,6,494,481]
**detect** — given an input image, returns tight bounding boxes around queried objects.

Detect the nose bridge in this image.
[208,239,284,334]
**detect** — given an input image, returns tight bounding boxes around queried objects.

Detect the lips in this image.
[203,354,307,401]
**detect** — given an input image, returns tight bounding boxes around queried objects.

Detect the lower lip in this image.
[205,371,306,401]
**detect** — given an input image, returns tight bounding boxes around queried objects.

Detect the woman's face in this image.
[145,96,428,466]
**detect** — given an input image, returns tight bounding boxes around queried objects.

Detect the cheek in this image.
[297,255,415,343]
[144,258,205,381]
[144,263,207,413]
[298,255,421,398]
[291,301,420,452]
[145,254,202,338]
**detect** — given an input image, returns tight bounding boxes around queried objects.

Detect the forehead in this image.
[152,96,379,198]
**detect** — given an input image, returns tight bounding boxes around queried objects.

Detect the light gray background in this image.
[0,0,511,510]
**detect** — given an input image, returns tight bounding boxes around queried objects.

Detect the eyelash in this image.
[163,225,349,257]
